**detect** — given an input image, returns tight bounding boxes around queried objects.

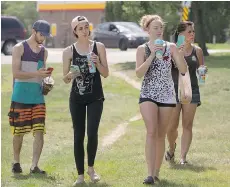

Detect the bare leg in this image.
[166,104,181,155]
[13,135,24,163]
[140,102,158,177]
[155,106,174,178]
[31,131,44,169]
[181,104,197,162]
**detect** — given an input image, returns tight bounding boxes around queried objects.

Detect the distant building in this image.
[37,1,105,48]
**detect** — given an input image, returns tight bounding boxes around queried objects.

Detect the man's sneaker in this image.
[12,163,22,173]
[30,166,46,174]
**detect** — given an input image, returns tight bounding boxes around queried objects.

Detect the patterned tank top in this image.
[140,42,176,104]
[70,41,104,103]
[11,41,45,104]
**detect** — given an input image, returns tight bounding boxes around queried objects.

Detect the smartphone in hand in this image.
[47,67,54,73]
[177,35,185,47]
[70,65,80,73]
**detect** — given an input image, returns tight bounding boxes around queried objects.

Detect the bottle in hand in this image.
[154,39,164,60]
[87,53,96,73]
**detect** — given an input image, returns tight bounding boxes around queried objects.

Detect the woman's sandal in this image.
[165,143,177,162]
[180,160,188,165]
[72,175,85,186]
[87,170,100,183]
[143,176,154,185]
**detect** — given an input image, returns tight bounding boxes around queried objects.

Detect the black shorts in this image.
[139,98,176,107]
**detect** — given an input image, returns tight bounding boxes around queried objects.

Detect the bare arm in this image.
[12,43,50,79]
[195,46,205,66]
[171,43,187,74]
[44,48,48,68]
[62,46,73,84]
[95,42,109,78]
[135,45,155,78]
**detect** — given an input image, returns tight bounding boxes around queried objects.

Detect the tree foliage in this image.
[105,1,181,41]
[105,1,230,56]
[1,1,38,35]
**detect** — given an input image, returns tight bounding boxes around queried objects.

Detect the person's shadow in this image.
[11,173,56,181]
[168,162,216,173]
[155,179,199,187]
[67,182,111,187]
[12,173,111,187]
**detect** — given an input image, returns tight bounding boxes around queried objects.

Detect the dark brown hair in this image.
[73,23,91,38]
[174,21,194,42]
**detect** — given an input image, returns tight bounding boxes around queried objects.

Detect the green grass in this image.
[192,43,230,50]
[108,53,230,186]
[112,53,230,83]
[2,52,230,187]
[1,64,140,187]
[205,43,230,50]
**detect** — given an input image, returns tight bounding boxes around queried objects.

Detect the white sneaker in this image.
[72,175,85,186]
[87,170,100,183]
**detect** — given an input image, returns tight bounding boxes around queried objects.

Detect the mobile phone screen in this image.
[177,35,185,47]
[70,65,80,73]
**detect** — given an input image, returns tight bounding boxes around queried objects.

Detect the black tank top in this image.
[70,42,104,103]
[172,46,199,88]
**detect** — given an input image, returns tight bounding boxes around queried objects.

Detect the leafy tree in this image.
[105,1,181,41]
[105,1,230,56]
[1,1,38,35]
[191,1,230,55]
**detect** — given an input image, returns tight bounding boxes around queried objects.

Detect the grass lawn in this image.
[2,52,230,187]
[112,53,230,83]
[1,64,140,187]
[205,43,230,50]
[109,53,230,186]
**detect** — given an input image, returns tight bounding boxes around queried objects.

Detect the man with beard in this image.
[8,20,52,174]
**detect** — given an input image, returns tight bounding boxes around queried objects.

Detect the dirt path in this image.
[100,70,142,149]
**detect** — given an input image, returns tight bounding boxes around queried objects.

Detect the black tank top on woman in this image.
[172,46,199,88]
[70,42,104,103]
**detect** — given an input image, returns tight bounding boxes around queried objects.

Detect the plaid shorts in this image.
[8,101,46,136]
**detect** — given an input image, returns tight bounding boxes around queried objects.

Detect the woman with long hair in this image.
[165,21,207,165]
[62,16,109,185]
[136,15,188,184]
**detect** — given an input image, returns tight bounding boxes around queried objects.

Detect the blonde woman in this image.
[136,15,187,184]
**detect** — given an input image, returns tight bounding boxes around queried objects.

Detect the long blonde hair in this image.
[140,15,165,31]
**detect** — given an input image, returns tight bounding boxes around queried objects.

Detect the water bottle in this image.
[154,39,164,60]
[197,66,206,85]
[87,53,96,73]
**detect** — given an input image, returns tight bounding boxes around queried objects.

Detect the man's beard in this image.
[35,35,43,44]
[35,38,43,44]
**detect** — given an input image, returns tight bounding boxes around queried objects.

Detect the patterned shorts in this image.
[8,101,46,136]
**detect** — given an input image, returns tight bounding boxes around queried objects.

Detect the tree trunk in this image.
[192,2,209,56]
